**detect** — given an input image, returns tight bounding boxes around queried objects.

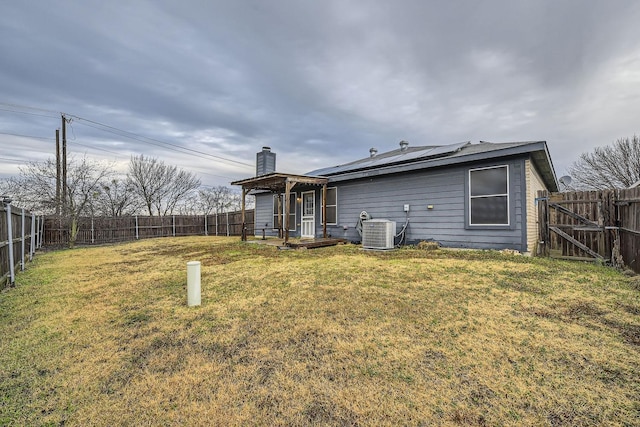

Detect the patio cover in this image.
[231,173,329,243]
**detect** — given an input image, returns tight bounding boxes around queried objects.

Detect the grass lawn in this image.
[1,236,639,426]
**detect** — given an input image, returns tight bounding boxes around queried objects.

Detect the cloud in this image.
[1,0,640,186]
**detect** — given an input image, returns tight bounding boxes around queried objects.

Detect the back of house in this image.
[235,140,558,253]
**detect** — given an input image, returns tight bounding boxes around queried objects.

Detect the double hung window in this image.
[469,166,509,226]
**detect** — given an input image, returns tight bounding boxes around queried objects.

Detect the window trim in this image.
[322,187,338,225]
[272,194,281,231]
[468,165,510,227]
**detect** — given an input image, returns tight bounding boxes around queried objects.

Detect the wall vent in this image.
[362,219,396,250]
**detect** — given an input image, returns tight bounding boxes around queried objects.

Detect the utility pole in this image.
[55,129,61,216]
[61,114,68,216]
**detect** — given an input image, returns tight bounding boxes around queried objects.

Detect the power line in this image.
[67,140,127,157]
[0,131,56,141]
[0,107,59,119]
[0,101,255,170]
[65,139,236,180]
[69,114,254,168]
[0,102,60,115]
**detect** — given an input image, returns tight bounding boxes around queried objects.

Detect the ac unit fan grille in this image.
[362,219,396,250]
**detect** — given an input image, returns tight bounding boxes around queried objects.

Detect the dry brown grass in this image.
[1,236,639,426]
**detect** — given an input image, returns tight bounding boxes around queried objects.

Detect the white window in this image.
[273,193,296,231]
[322,187,337,225]
[469,165,509,226]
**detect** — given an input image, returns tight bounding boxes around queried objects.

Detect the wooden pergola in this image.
[231,173,329,244]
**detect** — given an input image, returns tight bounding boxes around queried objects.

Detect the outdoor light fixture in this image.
[1,196,11,204]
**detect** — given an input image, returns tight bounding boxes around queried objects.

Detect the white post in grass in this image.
[187,261,201,307]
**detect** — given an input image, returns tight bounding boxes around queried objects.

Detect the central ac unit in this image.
[362,219,396,250]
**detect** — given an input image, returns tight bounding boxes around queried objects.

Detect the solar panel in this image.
[425,141,470,157]
[306,142,471,176]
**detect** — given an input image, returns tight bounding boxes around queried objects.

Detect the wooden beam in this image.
[231,173,328,192]
[284,180,292,244]
[277,193,283,238]
[322,184,327,238]
[549,203,599,227]
[549,226,604,260]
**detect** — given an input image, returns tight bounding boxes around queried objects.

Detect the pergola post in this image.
[230,173,329,243]
[284,179,293,244]
[277,193,283,238]
[241,187,247,241]
[322,183,328,238]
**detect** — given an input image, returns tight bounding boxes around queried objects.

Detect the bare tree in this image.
[175,192,201,215]
[197,186,254,214]
[94,178,141,217]
[1,156,113,246]
[198,186,234,215]
[568,135,640,190]
[127,154,200,216]
[1,159,58,214]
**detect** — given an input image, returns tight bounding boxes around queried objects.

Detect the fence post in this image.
[7,204,15,285]
[226,212,230,236]
[215,213,218,236]
[39,216,44,248]
[21,208,25,271]
[91,217,95,244]
[30,213,35,261]
[173,215,176,237]
[135,215,139,239]
[204,215,208,236]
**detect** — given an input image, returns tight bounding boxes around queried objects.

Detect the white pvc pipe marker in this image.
[187,261,201,306]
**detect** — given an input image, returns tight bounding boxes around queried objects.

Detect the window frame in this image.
[322,187,338,225]
[273,193,296,231]
[468,165,510,227]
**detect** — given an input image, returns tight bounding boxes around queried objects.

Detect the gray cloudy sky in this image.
[2,0,640,187]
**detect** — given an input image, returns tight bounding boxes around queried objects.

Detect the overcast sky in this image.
[2,0,639,188]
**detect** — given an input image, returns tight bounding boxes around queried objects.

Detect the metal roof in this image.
[231,140,558,193]
[306,140,558,192]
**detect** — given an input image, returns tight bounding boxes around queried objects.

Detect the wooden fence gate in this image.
[537,188,640,273]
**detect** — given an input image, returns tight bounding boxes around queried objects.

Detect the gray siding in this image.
[253,191,300,237]
[325,157,526,251]
[254,193,279,237]
[253,157,528,251]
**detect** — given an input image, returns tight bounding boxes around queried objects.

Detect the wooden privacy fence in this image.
[537,188,640,273]
[43,210,255,246]
[1,203,43,287]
